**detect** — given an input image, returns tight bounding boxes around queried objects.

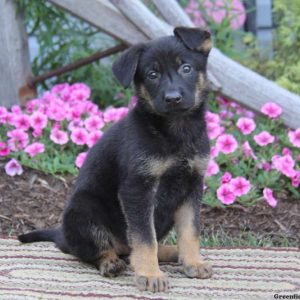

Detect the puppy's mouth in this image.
[152,96,195,116]
[167,105,190,112]
[163,99,194,114]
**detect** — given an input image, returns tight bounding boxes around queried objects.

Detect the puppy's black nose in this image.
[165,91,182,104]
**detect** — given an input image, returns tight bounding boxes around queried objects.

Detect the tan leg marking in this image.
[130,241,169,292]
[158,244,178,262]
[175,202,212,279]
[99,249,126,277]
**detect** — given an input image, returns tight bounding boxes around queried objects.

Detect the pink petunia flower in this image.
[47,100,66,121]
[216,96,230,107]
[70,83,91,102]
[272,154,296,178]
[7,129,29,151]
[236,117,256,135]
[0,142,10,156]
[216,134,238,154]
[205,111,220,124]
[207,122,223,140]
[217,184,236,205]
[231,176,251,196]
[288,128,300,148]
[205,159,219,177]
[12,114,31,131]
[67,104,85,121]
[11,105,22,114]
[25,142,45,157]
[30,112,48,130]
[282,147,292,156]
[221,172,232,184]
[261,102,282,119]
[208,123,224,139]
[32,128,43,138]
[253,131,275,146]
[185,0,207,27]
[262,162,272,171]
[210,146,220,158]
[203,0,246,30]
[51,83,70,96]
[1,112,14,125]
[50,129,69,145]
[68,120,84,132]
[263,188,277,207]
[86,131,103,148]
[103,107,129,123]
[5,159,23,176]
[236,107,255,119]
[25,99,40,114]
[242,141,257,160]
[291,172,300,188]
[75,152,87,168]
[71,128,88,145]
[84,116,104,132]
[219,109,234,119]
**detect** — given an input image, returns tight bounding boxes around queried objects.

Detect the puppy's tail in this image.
[18,229,58,243]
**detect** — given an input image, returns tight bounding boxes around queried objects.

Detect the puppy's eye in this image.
[147,71,158,80]
[182,64,192,73]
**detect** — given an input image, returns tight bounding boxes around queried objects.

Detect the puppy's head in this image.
[112,27,212,116]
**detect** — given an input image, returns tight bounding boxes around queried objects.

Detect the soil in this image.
[0,157,299,247]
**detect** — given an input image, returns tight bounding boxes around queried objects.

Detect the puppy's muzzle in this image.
[164,91,182,105]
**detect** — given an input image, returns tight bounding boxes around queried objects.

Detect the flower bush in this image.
[0,83,129,175]
[204,96,300,208]
[0,83,299,209]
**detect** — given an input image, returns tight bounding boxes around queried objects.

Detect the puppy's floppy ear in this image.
[174,27,212,55]
[112,44,144,88]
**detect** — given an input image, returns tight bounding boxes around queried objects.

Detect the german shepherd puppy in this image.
[18,27,213,292]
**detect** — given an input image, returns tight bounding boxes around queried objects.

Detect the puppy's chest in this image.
[142,153,209,178]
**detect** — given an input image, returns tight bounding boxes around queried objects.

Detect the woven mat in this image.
[0,239,299,299]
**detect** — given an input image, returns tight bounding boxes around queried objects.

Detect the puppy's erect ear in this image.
[112,44,144,88]
[174,27,212,55]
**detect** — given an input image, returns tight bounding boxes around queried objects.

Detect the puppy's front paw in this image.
[99,256,126,277]
[183,261,213,279]
[135,272,169,292]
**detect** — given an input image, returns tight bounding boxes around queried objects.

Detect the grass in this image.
[164,229,295,248]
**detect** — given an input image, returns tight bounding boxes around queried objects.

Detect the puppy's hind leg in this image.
[63,208,126,277]
[90,225,127,278]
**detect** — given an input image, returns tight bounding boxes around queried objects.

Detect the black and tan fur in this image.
[18,27,213,292]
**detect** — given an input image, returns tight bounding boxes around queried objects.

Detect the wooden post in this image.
[0,0,33,107]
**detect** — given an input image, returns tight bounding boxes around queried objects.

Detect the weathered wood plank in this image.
[209,48,300,129]
[0,0,32,107]
[110,0,173,39]
[151,0,194,27]
[47,0,148,45]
